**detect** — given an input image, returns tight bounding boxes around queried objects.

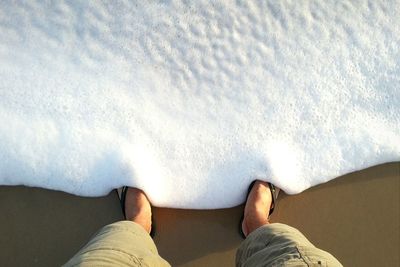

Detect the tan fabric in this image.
[65,221,341,267]
[236,223,343,267]
[63,221,170,267]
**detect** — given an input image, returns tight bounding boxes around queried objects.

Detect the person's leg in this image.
[64,188,170,267]
[236,181,342,267]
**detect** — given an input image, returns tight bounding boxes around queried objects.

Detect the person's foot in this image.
[241,181,273,237]
[124,187,152,234]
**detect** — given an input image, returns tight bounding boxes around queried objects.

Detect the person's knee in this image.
[236,223,342,267]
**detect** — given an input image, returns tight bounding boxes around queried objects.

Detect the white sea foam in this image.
[0,1,399,208]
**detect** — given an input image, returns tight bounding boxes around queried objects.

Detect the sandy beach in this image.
[0,162,398,266]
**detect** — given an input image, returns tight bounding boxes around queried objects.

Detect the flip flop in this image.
[117,186,156,238]
[239,181,279,239]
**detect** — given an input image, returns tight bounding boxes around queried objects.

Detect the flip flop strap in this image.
[120,186,128,219]
[268,182,277,216]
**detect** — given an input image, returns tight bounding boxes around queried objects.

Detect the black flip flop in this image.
[118,186,156,238]
[239,181,278,239]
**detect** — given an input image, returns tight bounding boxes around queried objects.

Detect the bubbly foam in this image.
[0,1,399,208]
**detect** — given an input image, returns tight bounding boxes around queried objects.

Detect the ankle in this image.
[129,215,152,233]
[241,181,274,237]
[243,213,270,236]
[124,188,152,234]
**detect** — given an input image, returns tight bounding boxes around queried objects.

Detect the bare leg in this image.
[65,188,171,266]
[237,181,343,266]
[241,180,273,237]
[124,187,152,234]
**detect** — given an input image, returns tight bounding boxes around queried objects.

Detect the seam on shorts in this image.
[295,246,311,267]
[296,246,326,266]
[74,247,143,265]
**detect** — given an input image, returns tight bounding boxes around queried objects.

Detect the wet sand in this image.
[0,162,398,266]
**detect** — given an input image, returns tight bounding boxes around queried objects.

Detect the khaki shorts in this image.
[63,221,170,267]
[236,223,343,266]
[64,221,342,267]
